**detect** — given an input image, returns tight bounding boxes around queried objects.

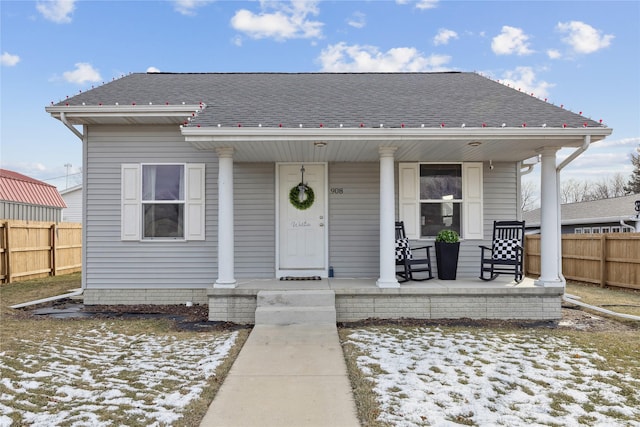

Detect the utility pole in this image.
[64,163,72,189]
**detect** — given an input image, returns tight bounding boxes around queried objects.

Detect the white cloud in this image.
[396,0,439,9]
[147,66,161,73]
[347,11,366,29]
[231,1,323,41]
[416,0,438,10]
[547,49,561,59]
[36,0,75,24]
[597,136,640,149]
[433,29,458,46]
[492,26,533,56]
[318,42,451,72]
[556,21,614,54]
[62,63,101,84]
[499,66,553,99]
[172,0,214,16]
[1,52,20,67]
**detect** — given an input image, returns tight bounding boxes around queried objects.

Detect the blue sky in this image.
[1,0,639,193]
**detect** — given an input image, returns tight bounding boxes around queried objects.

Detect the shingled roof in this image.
[52,72,603,130]
[0,169,66,209]
[524,194,640,226]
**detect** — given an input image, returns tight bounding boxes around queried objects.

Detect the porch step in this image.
[255,290,336,325]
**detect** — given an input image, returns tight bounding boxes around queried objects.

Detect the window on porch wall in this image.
[399,162,483,240]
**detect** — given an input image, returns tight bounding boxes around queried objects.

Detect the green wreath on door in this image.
[289,183,315,210]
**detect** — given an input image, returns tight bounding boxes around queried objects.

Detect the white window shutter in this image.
[463,162,483,240]
[185,163,206,240]
[121,164,141,241]
[398,163,419,239]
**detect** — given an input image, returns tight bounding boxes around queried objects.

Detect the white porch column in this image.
[214,147,237,288]
[535,147,563,287]
[377,146,400,288]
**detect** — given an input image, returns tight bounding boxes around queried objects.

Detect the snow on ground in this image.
[345,327,640,427]
[0,325,238,426]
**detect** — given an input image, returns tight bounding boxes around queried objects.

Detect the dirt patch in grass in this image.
[339,304,639,333]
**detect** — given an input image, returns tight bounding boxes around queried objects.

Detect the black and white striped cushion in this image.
[492,238,518,260]
[395,238,413,261]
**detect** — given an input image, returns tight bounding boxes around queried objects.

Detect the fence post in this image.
[600,234,607,288]
[5,222,11,283]
[50,223,57,277]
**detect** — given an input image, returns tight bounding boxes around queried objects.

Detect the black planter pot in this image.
[435,241,460,280]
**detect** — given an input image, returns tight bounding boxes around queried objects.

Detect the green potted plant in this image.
[435,229,460,280]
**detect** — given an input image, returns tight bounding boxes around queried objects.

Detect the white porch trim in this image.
[536,147,563,287]
[214,147,237,288]
[377,146,400,288]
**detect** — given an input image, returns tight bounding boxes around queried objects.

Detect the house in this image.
[524,194,640,234]
[60,184,83,223]
[46,72,612,323]
[0,169,66,222]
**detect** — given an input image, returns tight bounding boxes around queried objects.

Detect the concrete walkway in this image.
[200,324,360,427]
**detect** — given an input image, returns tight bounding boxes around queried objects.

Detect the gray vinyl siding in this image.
[465,161,519,276]
[85,125,218,289]
[393,161,518,278]
[0,201,61,222]
[84,126,519,287]
[328,162,380,277]
[453,161,517,277]
[234,163,276,277]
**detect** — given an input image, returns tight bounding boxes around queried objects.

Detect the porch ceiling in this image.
[182,127,612,163]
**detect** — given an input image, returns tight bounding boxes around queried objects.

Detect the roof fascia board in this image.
[182,126,612,143]
[46,105,202,119]
[528,215,635,228]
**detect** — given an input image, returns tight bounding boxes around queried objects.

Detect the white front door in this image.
[278,163,327,276]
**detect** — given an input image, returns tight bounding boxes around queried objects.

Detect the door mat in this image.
[279,276,322,281]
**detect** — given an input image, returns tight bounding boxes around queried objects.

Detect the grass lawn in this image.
[565,280,640,318]
[0,274,249,427]
[2,275,639,426]
[340,282,640,427]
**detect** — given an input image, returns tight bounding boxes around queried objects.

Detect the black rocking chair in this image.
[395,221,434,282]
[479,220,525,283]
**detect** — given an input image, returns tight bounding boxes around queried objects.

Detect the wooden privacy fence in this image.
[525,233,640,290]
[0,220,82,284]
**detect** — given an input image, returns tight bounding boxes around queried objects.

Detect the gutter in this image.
[557,134,591,171]
[563,294,640,321]
[554,135,592,286]
[182,126,612,142]
[60,111,84,141]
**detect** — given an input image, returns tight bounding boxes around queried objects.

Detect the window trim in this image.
[121,163,205,242]
[141,163,186,240]
[398,162,483,240]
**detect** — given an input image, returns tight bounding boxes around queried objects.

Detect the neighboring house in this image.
[0,169,66,222]
[60,184,83,223]
[46,72,612,322]
[524,194,640,234]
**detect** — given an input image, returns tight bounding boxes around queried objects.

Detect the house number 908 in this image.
[330,188,344,194]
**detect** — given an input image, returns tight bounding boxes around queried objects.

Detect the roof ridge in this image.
[0,168,55,187]
[145,71,465,76]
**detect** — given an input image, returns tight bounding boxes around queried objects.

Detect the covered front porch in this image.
[208,276,563,324]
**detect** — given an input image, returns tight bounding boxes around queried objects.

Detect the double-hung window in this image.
[142,165,184,238]
[121,163,205,241]
[419,164,462,237]
[399,162,483,240]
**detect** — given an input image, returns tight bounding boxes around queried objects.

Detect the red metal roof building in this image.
[0,169,66,222]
